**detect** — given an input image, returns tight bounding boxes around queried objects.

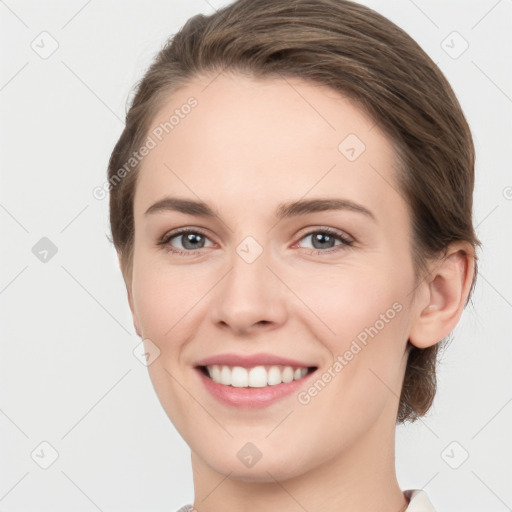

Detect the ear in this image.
[118,254,142,338]
[409,241,475,349]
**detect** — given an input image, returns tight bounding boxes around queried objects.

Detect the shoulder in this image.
[404,489,437,511]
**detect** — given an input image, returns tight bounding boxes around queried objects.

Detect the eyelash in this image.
[157,227,354,257]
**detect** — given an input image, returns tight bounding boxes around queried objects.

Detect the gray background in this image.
[1,0,511,510]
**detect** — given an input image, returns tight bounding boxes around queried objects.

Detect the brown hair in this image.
[107,0,480,423]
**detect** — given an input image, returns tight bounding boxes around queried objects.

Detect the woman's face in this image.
[127,73,422,480]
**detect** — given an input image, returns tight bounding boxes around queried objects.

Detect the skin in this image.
[122,72,474,512]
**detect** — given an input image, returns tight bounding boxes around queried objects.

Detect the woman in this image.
[107,1,479,510]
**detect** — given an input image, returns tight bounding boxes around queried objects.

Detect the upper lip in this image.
[194,353,317,369]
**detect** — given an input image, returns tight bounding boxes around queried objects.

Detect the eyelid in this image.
[295,226,354,243]
[158,225,355,255]
[158,226,214,249]
[293,226,354,253]
[159,226,210,241]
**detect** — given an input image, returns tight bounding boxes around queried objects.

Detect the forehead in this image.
[134,73,403,220]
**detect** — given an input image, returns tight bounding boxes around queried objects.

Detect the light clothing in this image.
[404,489,437,511]
[176,489,436,511]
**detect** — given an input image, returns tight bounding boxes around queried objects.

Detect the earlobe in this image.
[409,242,475,349]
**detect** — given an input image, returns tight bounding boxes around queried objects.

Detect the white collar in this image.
[177,490,437,512]
[404,489,436,511]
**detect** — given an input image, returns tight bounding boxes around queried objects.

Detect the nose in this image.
[209,245,288,336]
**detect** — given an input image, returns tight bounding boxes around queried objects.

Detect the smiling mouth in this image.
[197,364,317,388]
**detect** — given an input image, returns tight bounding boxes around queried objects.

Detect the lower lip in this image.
[195,367,316,408]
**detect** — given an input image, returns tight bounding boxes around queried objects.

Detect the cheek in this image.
[131,261,200,432]
[131,254,211,341]
[300,293,408,446]
[132,272,171,339]
[297,265,410,396]
[292,261,407,342]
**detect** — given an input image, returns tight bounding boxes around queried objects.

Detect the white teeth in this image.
[267,366,282,385]
[248,366,268,388]
[231,366,248,387]
[282,366,294,383]
[211,365,221,382]
[205,364,311,387]
[220,366,231,385]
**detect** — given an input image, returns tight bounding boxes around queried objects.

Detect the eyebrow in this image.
[144,197,376,221]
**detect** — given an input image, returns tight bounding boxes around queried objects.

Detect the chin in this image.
[198,445,314,483]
